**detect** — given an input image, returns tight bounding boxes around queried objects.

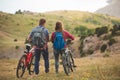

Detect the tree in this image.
[15,9,22,14]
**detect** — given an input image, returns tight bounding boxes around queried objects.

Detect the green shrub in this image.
[108,38,116,46]
[111,24,118,35]
[95,26,108,37]
[74,25,94,36]
[100,44,107,53]
[103,34,112,40]
[79,25,88,36]
[103,50,110,57]
[14,39,18,42]
[15,9,22,14]
[84,17,101,25]
[87,49,94,55]
[80,52,86,57]
[80,35,86,41]
[111,20,120,25]
[103,53,110,57]
[15,45,19,49]
[87,29,94,36]
[111,24,120,35]
[79,40,84,57]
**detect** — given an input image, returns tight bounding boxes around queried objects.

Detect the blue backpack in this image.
[53,32,66,50]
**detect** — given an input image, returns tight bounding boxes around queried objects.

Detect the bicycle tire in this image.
[62,53,70,75]
[29,54,35,75]
[69,51,74,72]
[16,54,26,78]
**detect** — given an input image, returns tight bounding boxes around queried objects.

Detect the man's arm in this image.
[45,29,50,42]
[27,29,35,42]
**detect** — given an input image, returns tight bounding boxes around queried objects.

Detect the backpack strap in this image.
[61,31,65,41]
[54,31,66,42]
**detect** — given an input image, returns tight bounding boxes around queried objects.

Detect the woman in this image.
[51,21,75,73]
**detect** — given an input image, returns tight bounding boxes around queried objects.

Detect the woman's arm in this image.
[50,32,55,43]
[64,30,75,40]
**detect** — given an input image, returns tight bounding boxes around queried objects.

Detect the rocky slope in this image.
[96,0,120,18]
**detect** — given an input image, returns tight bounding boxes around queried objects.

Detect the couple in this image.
[28,18,75,75]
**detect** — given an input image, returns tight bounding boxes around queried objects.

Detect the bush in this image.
[15,45,19,49]
[100,44,107,53]
[17,23,20,26]
[79,25,88,36]
[111,20,120,25]
[87,49,94,55]
[103,34,112,40]
[80,35,86,41]
[111,24,118,35]
[74,25,94,36]
[14,39,18,42]
[79,40,84,57]
[108,38,116,46]
[111,24,120,35]
[84,17,101,25]
[95,26,108,37]
[15,9,22,14]
[103,50,110,57]
[103,52,110,57]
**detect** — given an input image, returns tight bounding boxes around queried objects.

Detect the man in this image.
[28,18,49,75]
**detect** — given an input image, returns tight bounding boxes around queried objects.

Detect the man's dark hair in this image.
[39,18,46,25]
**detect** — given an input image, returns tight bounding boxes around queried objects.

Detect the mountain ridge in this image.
[96,0,120,18]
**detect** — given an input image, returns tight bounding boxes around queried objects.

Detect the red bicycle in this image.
[16,44,35,78]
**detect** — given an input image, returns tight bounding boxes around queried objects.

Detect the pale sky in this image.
[0,0,108,13]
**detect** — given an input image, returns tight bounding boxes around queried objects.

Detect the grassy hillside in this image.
[0,10,120,46]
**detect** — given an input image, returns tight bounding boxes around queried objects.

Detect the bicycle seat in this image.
[25,44,31,52]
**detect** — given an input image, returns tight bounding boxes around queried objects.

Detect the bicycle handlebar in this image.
[66,39,73,45]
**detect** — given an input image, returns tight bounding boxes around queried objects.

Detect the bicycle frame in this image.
[61,40,75,75]
[16,44,35,78]
[25,52,33,67]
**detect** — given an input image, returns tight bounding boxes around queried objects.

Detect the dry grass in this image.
[0,54,120,80]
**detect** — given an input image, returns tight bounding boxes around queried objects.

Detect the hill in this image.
[96,0,120,18]
[0,10,120,58]
[0,10,120,45]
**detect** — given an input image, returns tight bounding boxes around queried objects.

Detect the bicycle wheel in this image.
[29,54,35,75]
[69,51,74,72]
[16,54,26,78]
[62,53,70,75]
